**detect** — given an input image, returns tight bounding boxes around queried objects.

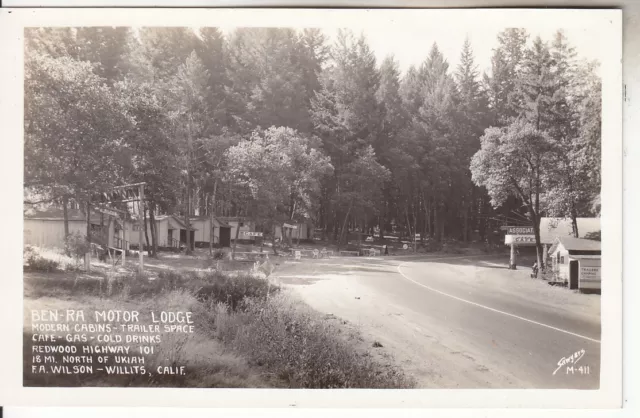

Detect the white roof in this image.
[549,236,601,254]
[539,217,601,245]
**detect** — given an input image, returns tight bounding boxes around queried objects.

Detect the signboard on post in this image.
[283,223,298,230]
[501,226,535,235]
[502,226,536,270]
[243,231,264,237]
[505,235,536,245]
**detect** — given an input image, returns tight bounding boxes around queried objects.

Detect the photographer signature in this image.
[553,349,586,375]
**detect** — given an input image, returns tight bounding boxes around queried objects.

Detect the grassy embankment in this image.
[23,246,414,388]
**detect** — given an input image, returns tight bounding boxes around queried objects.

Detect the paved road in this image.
[276,253,601,389]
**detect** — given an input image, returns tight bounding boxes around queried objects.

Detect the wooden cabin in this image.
[189,216,232,247]
[127,215,196,250]
[548,237,601,291]
[539,217,601,263]
[24,208,122,250]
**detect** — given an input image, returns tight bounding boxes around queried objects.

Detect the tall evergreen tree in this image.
[484,28,529,125]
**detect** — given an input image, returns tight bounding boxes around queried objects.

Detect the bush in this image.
[423,240,442,252]
[25,254,59,272]
[23,245,36,264]
[214,293,414,388]
[195,272,277,311]
[212,249,226,260]
[64,231,90,263]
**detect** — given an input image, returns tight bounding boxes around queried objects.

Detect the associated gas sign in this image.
[504,226,534,235]
[503,225,536,246]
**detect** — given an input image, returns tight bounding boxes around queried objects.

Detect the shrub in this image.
[195,272,277,311]
[23,245,36,264]
[423,240,442,252]
[64,231,90,263]
[212,249,226,260]
[214,293,414,389]
[25,254,59,272]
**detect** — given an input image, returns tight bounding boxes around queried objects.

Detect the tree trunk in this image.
[426,198,431,238]
[231,219,241,260]
[62,196,70,255]
[185,181,192,255]
[85,202,91,272]
[337,204,353,251]
[142,203,150,255]
[149,203,158,258]
[532,211,544,276]
[271,224,278,255]
[209,180,218,255]
[463,195,469,242]
[571,204,579,238]
[405,207,411,239]
[199,188,206,217]
[433,205,439,242]
[100,212,105,245]
[413,203,422,253]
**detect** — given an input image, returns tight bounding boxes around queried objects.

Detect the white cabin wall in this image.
[24,219,87,249]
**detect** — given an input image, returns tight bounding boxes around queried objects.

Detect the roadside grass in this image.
[214,292,414,388]
[24,246,414,389]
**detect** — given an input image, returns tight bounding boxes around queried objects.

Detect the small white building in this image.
[539,217,601,261]
[127,215,196,250]
[548,236,601,291]
[214,218,314,242]
[189,216,232,247]
[218,217,257,241]
[24,208,121,249]
[275,221,313,241]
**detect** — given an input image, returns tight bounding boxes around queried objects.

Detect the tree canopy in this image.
[24,26,601,254]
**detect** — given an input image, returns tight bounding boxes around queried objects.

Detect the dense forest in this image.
[24,27,602,260]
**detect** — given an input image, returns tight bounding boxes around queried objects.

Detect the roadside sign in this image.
[580,266,600,282]
[243,231,263,237]
[505,235,536,245]
[579,259,601,290]
[283,223,298,229]
[502,226,534,235]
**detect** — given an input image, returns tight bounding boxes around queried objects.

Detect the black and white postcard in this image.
[0,7,623,409]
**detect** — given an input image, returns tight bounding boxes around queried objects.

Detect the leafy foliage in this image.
[64,231,90,263]
[23,26,601,252]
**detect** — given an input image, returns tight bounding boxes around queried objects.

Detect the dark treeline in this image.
[24,27,601,255]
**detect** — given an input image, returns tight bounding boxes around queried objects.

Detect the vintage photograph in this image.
[21,13,609,392]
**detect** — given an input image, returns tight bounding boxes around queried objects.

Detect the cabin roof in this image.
[189,216,231,228]
[549,236,601,254]
[24,208,102,223]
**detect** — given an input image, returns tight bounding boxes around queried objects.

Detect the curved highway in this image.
[277,253,601,388]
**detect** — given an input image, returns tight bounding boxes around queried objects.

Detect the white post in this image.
[510,242,516,270]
